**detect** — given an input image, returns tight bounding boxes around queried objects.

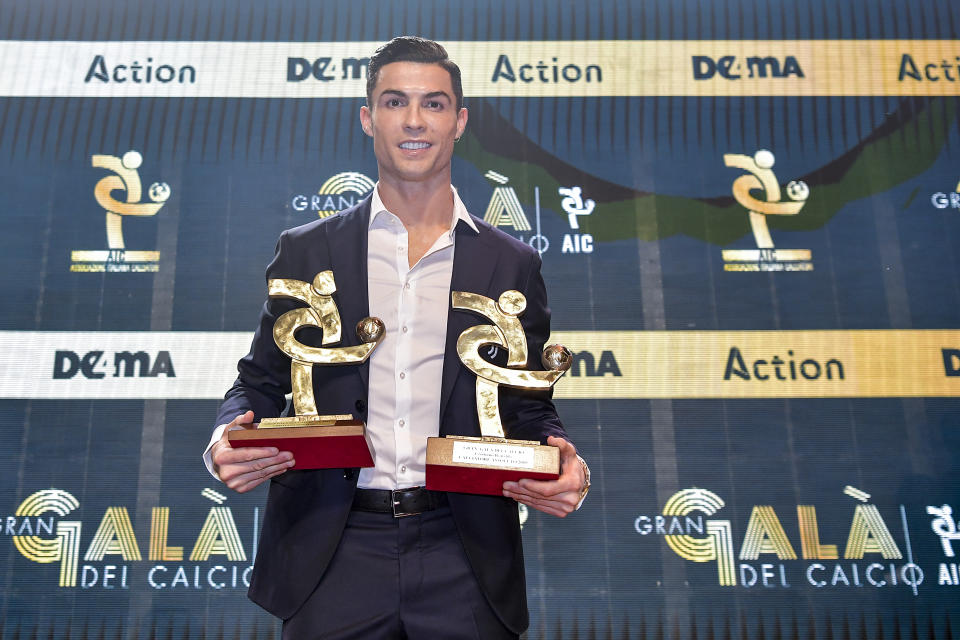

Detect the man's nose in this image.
[403,105,425,130]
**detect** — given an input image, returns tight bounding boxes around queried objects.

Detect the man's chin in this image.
[385,162,451,184]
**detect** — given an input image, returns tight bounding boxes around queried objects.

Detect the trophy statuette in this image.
[228,271,385,469]
[425,290,573,496]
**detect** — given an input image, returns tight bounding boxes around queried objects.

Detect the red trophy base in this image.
[425,436,560,496]
[228,416,374,470]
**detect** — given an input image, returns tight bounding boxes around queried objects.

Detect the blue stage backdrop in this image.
[1,1,959,638]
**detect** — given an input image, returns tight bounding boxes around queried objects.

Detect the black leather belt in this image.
[352,487,447,518]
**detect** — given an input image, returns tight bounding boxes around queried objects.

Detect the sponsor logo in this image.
[6,488,254,590]
[491,55,602,84]
[633,486,954,593]
[71,151,170,273]
[930,178,960,210]
[482,170,549,253]
[558,186,594,254]
[943,348,960,377]
[693,55,804,80]
[482,170,600,257]
[52,350,175,380]
[569,350,621,377]
[482,170,532,232]
[927,504,960,585]
[898,53,960,83]
[286,56,370,82]
[0,331,248,400]
[84,55,196,84]
[291,172,375,218]
[722,149,812,272]
[724,347,844,382]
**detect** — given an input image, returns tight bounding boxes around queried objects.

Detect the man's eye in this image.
[426,101,443,109]
[387,98,402,107]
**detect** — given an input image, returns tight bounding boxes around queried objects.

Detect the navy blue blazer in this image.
[215,196,569,633]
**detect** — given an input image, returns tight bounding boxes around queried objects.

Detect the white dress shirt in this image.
[204,185,478,489]
[360,185,477,489]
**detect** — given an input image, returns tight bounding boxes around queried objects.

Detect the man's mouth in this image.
[400,141,431,150]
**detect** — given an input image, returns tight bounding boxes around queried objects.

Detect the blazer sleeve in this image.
[498,249,570,445]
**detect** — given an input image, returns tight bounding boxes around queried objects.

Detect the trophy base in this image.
[424,436,560,496]
[228,416,374,470]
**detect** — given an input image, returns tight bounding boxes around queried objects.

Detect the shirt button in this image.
[399,372,406,379]
[401,465,407,473]
[404,282,411,290]
[402,326,408,333]
[399,419,405,427]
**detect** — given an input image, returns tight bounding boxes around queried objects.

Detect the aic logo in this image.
[558,186,594,254]
[693,55,804,80]
[926,504,960,585]
[291,172,375,218]
[634,486,937,592]
[8,488,253,590]
[71,151,170,273]
[722,150,812,272]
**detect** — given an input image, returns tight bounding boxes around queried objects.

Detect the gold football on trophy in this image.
[541,344,573,372]
[356,316,386,344]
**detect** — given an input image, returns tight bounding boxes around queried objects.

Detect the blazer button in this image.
[355,399,366,413]
[343,469,355,480]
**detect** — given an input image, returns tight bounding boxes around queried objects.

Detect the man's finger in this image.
[236,470,281,494]
[509,495,570,518]
[546,435,576,457]
[218,411,256,447]
[224,411,256,432]
[504,488,575,510]
[219,451,293,483]
[508,492,578,513]
[224,452,292,478]
[510,472,580,498]
[232,461,295,493]
[218,445,283,465]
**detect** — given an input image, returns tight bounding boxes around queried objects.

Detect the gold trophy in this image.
[228,270,385,469]
[425,290,572,495]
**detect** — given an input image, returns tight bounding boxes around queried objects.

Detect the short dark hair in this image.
[366,36,464,111]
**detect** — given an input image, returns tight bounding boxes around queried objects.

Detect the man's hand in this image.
[211,411,295,493]
[502,436,585,517]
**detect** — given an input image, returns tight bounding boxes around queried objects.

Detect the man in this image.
[204,37,589,639]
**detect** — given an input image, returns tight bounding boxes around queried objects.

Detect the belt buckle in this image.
[391,488,416,518]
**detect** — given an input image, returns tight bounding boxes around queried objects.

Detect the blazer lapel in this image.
[326,196,372,389]
[439,221,498,430]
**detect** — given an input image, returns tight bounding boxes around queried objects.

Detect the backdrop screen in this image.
[1,1,959,638]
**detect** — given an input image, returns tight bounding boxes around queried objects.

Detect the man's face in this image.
[360,61,467,186]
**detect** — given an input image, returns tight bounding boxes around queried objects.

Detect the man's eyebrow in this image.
[423,91,452,102]
[377,89,452,103]
[378,89,408,100]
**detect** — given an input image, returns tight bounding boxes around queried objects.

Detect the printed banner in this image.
[1,40,959,98]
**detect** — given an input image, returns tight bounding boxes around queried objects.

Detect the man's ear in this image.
[455,107,468,140]
[360,105,374,137]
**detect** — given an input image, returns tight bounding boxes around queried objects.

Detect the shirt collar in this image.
[368,183,478,236]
